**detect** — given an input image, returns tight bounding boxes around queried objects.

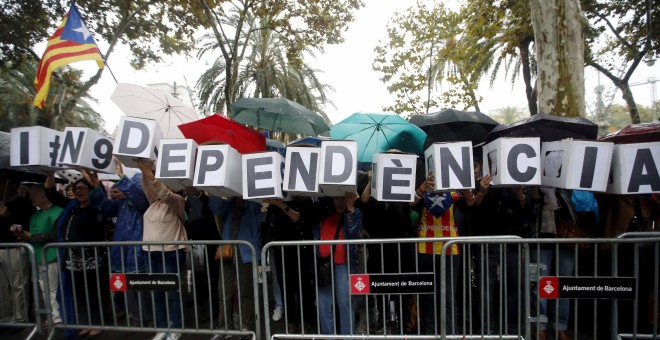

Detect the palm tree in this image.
[196,15,333,143]
[0,54,103,132]
[490,106,525,124]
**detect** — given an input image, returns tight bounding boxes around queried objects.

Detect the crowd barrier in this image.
[1,235,658,340]
[0,243,42,339]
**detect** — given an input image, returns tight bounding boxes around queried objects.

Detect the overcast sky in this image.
[72,0,659,133]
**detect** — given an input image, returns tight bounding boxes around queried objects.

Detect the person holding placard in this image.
[213,196,263,339]
[136,159,188,340]
[359,167,415,334]
[82,161,152,328]
[45,171,108,337]
[262,197,319,333]
[411,171,475,335]
[470,172,528,335]
[314,192,363,336]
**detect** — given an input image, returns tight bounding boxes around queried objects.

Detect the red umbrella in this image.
[178,114,266,154]
[599,122,660,144]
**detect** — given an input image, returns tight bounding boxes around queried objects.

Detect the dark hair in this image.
[73,179,92,190]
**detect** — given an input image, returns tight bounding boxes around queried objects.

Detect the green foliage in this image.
[198,0,362,116]
[0,0,65,68]
[489,106,527,125]
[373,1,536,116]
[0,54,103,132]
[597,103,658,133]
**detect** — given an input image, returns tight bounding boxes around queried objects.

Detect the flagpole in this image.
[104,60,118,83]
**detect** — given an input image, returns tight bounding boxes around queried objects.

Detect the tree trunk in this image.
[529,0,585,117]
[620,84,641,124]
[518,37,537,116]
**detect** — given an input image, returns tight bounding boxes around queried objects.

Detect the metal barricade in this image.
[0,242,42,339]
[263,236,660,340]
[41,240,261,340]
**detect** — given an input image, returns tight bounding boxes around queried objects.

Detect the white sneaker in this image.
[166,333,182,340]
[152,332,167,340]
[272,306,283,321]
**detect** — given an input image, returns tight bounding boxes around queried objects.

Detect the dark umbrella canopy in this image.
[231,98,330,136]
[409,108,499,146]
[599,122,660,144]
[487,112,598,142]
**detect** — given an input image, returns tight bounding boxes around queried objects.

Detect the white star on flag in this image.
[429,194,446,209]
[72,22,92,40]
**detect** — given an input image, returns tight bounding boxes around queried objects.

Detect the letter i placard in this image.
[541,140,613,191]
[10,126,65,170]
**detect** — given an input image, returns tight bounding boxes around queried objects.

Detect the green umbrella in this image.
[330,112,427,163]
[231,98,330,136]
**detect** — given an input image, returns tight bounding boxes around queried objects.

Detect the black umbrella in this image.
[409,108,500,146]
[487,112,598,143]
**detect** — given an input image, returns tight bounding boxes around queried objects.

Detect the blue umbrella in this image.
[330,112,427,162]
[287,136,330,147]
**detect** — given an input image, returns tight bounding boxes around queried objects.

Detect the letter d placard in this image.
[319,140,357,196]
[114,116,162,168]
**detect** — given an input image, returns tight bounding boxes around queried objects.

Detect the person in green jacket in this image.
[13,184,63,325]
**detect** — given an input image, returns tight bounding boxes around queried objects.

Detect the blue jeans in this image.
[532,247,575,331]
[149,250,186,328]
[318,264,354,335]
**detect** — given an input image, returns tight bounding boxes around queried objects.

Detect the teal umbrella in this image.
[231,98,330,136]
[330,112,427,162]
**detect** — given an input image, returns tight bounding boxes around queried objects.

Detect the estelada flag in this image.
[33,4,104,108]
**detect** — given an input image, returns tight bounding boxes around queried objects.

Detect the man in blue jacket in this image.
[83,161,151,327]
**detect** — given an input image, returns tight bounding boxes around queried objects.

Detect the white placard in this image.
[58,127,117,173]
[242,152,285,199]
[607,142,660,194]
[10,126,65,170]
[371,153,417,202]
[156,139,198,190]
[319,140,357,196]
[283,146,321,196]
[114,116,162,168]
[193,144,242,197]
[482,137,541,186]
[424,142,474,191]
[541,141,613,191]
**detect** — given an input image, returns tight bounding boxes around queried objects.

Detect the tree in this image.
[490,106,526,125]
[1,1,210,124]
[198,0,363,117]
[460,0,537,115]
[0,54,103,132]
[196,15,333,120]
[373,3,479,115]
[583,0,659,123]
[529,0,586,117]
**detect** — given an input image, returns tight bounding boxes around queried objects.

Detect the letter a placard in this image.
[607,142,660,194]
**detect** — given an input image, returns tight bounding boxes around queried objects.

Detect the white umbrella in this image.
[110,83,199,139]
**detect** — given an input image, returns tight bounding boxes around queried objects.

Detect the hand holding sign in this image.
[345,191,359,212]
[80,168,100,188]
[135,158,156,182]
[115,157,124,178]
